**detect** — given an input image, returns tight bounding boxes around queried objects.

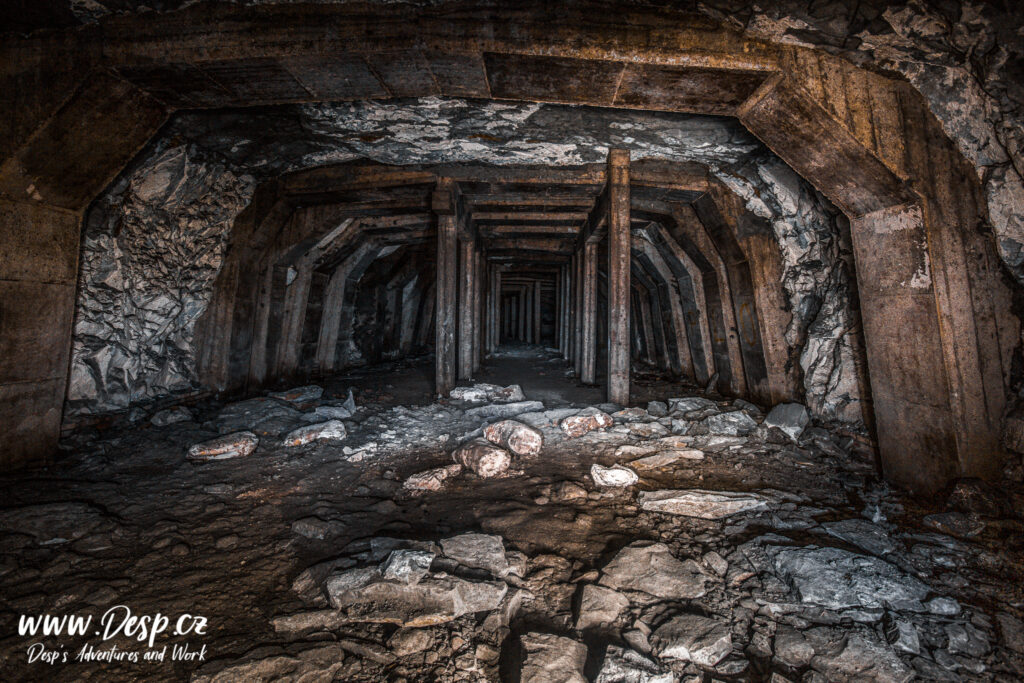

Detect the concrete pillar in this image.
[434,180,457,396]
[607,149,631,404]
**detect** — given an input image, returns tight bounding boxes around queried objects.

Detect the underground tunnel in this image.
[2,1,1024,681]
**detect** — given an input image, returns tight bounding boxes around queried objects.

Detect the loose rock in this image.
[187,431,259,461]
[520,633,587,683]
[483,419,543,456]
[650,613,732,667]
[763,403,810,440]
[452,439,512,478]
[403,464,462,492]
[638,489,768,519]
[591,464,639,487]
[282,419,347,447]
[560,407,614,437]
[599,542,707,600]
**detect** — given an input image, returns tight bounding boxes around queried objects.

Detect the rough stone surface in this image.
[576,584,630,630]
[452,439,512,478]
[638,489,768,518]
[483,419,543,456]
[150,405,193,426]
[439,533,509,577]
[768,546,930,611]
[599,542,707,600]
[451,383,525,403]
[520,633,587,683]
[650,613,733,667]
[191,644,347,683]
[186,431,259,461]
[595,645,674,683]
[629,449,704,468]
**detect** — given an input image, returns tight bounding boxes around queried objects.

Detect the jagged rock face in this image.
[66,145,255,417]
[69,99,863,420]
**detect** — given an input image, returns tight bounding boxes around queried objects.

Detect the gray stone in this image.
[884,615,921,655]
[465,400,544,420]
[595,645,674,683]
[997,612,1024,654]
[291,517,331,540]
[768,546,930,611]
[650,613,732,667]
[822,518,897,557]
[923,512,985,538]
[599,542,707,600]
[212,398,305,436]
[804,628,914,683]
[646,401,668,417]
[945,622,990,657]
[304,404,352,421]
[638,489,768,519]
[668,397,717,413]
[0,502,114,546]
[439,533,509,577]
[380,549,434,585]
[282,419,347,447]
[520,633,587,683]
[764,403,810,440]
[703,411,758,436]
[187,431,259,460]
[150,405,193,426]
[591,464,639,487]
[575,584,630,630]
[774,625,813,668]
[927,597,961,616]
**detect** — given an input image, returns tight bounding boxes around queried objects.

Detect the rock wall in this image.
[68,100,865,421]
[66,145,255,417]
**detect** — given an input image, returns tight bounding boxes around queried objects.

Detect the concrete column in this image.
[434,180,457,396]
[607,149,631,404]
[581,241,598,384]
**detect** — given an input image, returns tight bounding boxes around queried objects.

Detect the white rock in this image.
[638,489,768,518]
[187,431,259,461]
[465,400,545,420]
[282,419,347,446]
[590,464,639,487]
[668,397,717,413]
[560,407,614,437]
[764,403,810,440]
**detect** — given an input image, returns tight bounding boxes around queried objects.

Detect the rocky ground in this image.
[2,347,1024,682]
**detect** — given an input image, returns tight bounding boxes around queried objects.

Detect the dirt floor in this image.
[1,346,1023,682]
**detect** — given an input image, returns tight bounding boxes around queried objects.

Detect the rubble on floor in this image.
[5,359,1024,682]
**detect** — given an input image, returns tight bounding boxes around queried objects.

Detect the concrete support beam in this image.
[606,149,631,404]
[434,179,458,396]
